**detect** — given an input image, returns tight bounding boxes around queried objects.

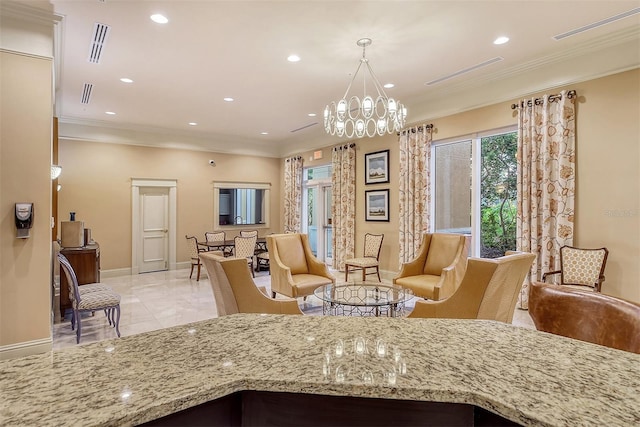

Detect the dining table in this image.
[198,237,268,257]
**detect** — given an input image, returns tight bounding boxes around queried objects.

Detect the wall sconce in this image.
[51,165,62,180]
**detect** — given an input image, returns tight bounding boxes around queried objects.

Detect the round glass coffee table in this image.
[314,282,414,317]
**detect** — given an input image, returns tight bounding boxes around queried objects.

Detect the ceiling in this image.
[51,1,640,158]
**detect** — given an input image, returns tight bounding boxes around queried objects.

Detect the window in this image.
[432,128,517,257]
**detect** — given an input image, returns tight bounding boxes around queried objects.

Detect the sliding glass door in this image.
[432,129,517,257]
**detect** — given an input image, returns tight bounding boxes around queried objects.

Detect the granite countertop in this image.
[1,314,638,426]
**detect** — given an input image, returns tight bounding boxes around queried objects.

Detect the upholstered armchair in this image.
[58,253,122,343]
[266,233,336,299]
[542,245,609,292]
[408,251,535,323]
[199,251,302,315]
[393,233,470,300]
[529,282,640,353]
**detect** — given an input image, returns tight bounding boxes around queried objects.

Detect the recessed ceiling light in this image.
[223,97,234,102]
[188,122,197,126]
[120,78,133,83]
[261,132,269,135]
[384,83,395,89]
[308,113,316,117]
[150,14,168,24]
[493,36,510,45]
[105,111,116,115]
[287,54,301,62]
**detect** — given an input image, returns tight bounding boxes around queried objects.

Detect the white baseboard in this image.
[0,338,52,360]
[100,267,132,278]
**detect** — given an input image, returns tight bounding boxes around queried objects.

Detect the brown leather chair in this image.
[529,282,640,354]
[394,233,470,300]
[266,233,336,299]
[408,251,535,323]
[199,251,302,316]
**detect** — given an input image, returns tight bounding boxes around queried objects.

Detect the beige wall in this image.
[57,141,281,271]
[0,51,53,349]
[293,69,639,303]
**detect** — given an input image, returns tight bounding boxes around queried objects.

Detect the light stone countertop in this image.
[1,314,639,426]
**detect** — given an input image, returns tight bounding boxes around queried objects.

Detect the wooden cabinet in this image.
[60,243,100,317]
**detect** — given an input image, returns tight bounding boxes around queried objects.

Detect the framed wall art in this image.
[365,189,389,222]
[364,149,389,184]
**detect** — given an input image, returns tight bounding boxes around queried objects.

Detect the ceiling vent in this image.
[88,22,110,63]
[554,7,640,40]
[425,57,503,86]
[290,122,318,133]
[81,83,93,104]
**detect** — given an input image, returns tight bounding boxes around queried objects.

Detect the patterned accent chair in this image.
[542,246,608,292]
[58,253,121,344]
[186,235,204,281]
[408,251,535,323]
[233,235,258,278]
[199,251,302,316]
[529,282,640,354]
[344,233,384,282]
[266,233,336,299]
[394,233,470,300]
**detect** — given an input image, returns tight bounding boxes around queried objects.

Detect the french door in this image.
[302,182,332,264]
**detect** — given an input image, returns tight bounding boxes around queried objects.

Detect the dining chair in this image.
[542,245,609,292]
[344,233,384,282]
[203,231,228,254]
[186,235,205,281]
[57,253,121,344]
[240,229,258,238]
[233,235,258,278]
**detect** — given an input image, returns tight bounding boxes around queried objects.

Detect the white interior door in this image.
[139,187,169,273]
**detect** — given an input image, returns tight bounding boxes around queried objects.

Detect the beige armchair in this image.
[199,251,302,315]
[266,233,336,299]
[407,251,535,323]
[393,233,470,300]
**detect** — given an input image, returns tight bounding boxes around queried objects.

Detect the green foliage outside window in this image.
[480,133,517,258]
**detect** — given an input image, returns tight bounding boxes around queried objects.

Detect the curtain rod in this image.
[333,143,356,151]
[285,156,302,162]
[397,123,433,136]
[511,89,576,109]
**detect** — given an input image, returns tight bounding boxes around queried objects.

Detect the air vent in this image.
[554,7,640,40]
[88,22,110,64]
[81,83,93,104]
[290,122,318,133]
[425,57,503,86]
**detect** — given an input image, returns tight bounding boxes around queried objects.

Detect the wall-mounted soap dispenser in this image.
[15,203,34,238]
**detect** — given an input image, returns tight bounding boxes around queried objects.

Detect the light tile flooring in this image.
[52,268,535,350]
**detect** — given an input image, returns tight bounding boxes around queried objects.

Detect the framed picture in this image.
[365,150,389,184]
[365,189,390,222]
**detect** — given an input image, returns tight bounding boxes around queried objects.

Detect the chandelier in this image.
[324,38,407,138]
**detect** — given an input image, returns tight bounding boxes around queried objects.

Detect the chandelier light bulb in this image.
[324,38,407,138]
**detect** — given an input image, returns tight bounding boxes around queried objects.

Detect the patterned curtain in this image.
[331,143,356,271]
[283,156,303,233]
[398,125,432,266]
[516,90,576,309]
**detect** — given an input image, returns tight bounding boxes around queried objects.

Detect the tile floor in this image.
[52,267,536,350]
